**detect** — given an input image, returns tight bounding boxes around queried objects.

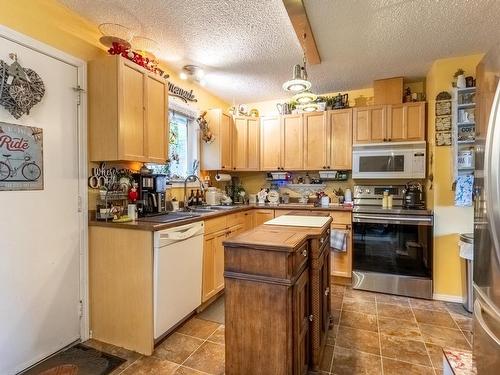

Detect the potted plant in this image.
[454,68,466,88]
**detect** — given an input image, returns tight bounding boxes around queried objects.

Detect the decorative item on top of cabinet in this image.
[88,55,168,163]
[197,111,214,143]
[232,116,260,171]
[200,109,233,170]
[373,77,403,105]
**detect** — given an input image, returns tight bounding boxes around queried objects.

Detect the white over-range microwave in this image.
[352,141,426,179]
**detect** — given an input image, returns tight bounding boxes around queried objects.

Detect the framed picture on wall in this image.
[436,130,452,146]
[0,121,43,191]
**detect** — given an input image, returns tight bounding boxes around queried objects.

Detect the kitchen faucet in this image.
[183,174,205,209]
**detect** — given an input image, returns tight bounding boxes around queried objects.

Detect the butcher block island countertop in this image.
[223,212,333,375]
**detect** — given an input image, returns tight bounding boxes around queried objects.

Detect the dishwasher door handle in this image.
[160,226,201,241]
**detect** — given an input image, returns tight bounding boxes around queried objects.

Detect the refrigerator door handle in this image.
[484,81,500,266]
[474,298,500,346]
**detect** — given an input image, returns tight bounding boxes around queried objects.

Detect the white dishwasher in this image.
[154,221,204,339]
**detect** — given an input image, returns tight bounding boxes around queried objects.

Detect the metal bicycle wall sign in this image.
[0,121,43,191]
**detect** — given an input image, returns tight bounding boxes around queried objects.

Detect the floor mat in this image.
[22,344,126,375]
[198,295,225,324]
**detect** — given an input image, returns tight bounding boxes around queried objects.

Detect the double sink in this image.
[137,205,237,224]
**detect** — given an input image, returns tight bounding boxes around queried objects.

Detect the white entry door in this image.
[0,29,84,374]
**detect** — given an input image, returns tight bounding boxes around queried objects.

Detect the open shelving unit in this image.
[452,86,476,180]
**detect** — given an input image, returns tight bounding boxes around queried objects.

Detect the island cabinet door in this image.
[294,269,309,375]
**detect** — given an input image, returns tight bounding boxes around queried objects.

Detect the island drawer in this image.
[292,242,309,277]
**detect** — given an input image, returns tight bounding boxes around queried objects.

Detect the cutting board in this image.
[264,215,330,228]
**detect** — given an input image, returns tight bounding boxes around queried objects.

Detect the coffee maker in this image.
[132,173,167,216]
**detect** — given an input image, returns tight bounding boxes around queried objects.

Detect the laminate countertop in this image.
[88,203,351,232]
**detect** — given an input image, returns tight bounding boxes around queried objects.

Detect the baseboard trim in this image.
[433,293,464,303]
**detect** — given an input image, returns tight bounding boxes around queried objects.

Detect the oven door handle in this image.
[353,214,433,226]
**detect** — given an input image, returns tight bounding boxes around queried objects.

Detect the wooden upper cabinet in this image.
[145,75,168,163]
[281,114,304,170]
[353,105,386,144]
[353,103,424,144]
[220,113,232,170]
[200,109,233,170]
[89,56,168,162]
[232,116,260,171]
[260,116,282,170]
[328,109,353,170]
[387,102,426,142]
[303,112,327,170]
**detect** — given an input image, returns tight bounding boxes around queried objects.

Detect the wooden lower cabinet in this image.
[253,209,274,226]
[224,214,331,375]
[309,234,331,371]
[294,269,310,375]
[202,216,247,302]
[329,211,353,277]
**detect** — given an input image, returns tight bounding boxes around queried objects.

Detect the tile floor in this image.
[84,281,473,375]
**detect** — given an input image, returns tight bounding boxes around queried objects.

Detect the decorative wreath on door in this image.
[0,53,45,119]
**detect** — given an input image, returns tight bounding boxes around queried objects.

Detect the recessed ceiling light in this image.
[179,71,188,80]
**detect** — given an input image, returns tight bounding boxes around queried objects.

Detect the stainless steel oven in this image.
[352,185,434,299]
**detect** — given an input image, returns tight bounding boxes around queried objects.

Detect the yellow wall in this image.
[0,0,229,111]
[0,0,229,208]
[426,53,483,298]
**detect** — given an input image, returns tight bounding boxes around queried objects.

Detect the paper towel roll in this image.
[215,173,232,182]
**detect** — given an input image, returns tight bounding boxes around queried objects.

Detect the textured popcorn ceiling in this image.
[61,0,500,103]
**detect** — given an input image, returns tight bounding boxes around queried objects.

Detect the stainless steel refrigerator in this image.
[473,43,500,374]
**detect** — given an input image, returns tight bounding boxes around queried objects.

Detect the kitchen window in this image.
[151,102,199,181]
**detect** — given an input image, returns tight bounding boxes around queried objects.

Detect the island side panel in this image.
[89,226,154,355]
[225,277,293,375]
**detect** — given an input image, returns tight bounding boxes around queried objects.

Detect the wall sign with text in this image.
[168,82,197,103]
[0,121,43,191]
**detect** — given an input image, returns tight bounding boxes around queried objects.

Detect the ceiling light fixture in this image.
[300,103,319,112]
[282,58,311,92]
[293,90,317,104]
[180,64,206,83]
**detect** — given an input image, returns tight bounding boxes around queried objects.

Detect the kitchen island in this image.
[223,212,332,375]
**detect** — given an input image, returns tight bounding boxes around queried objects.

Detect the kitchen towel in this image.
[455,175,474,207]
[330,230,347,252]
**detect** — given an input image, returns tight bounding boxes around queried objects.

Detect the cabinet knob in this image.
[320,238,324,244]
[388,138,392,142]
[383,138,387,142]
[325,287,330,296]
[327,166,331,169]
[308,314,314,322]
[302,249,308,257]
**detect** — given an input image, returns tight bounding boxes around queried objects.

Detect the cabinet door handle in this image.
[302,249,308,257]
[308,314,314,322]
[325,287,330,296]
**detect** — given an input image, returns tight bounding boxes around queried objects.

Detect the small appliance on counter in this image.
[132,173,168,217]
[402,181,425,209]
